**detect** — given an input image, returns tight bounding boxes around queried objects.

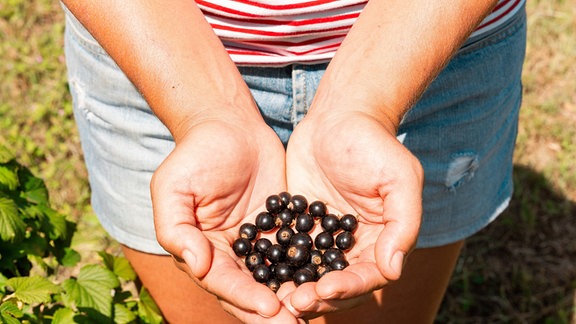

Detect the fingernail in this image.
[390,250,405,277]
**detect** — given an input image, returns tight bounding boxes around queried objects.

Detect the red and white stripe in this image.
[197,0,525,65]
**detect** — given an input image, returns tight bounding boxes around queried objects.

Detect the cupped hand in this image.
[283,110,423,318]
[150,119,300,323]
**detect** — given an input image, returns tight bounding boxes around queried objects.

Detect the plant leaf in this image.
[137,287,163,324]
[0,146,15,164]
[6,275,61,304]
[113,303,137,324]
[51,307,77,324]
[62,264,120,317]
[60,248,81,267]
[99,252,136,281]
[0,300,23,324]
[0,197,26,242]
[0,165,19,191]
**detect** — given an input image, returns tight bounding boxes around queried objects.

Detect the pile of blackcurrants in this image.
[232,192,358,292]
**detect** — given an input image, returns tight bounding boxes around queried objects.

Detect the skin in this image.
[62,0,497,322]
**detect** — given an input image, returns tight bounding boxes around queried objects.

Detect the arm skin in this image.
[283,0,498,318]
[61,1,298,322]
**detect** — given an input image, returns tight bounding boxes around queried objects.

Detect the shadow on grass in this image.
[437,164,576,323]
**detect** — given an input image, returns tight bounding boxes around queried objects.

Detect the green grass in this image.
[1,0,575,322]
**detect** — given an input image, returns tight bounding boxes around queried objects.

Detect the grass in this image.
[1,0,575,322]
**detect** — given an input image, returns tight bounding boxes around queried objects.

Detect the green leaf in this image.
[0,147,14,164]
[6,275,61,304]
[137,287,163,324]
[113,303,137,324]
[20,172,49,205]
[0,166,19,191]
[99,252,137,281]
[0,300,23,324]
[51,307,77,324]
[62,264,120,317]
[60,248,81,267]
[0,197,26,242]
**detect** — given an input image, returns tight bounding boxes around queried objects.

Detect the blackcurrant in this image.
[255,211,276,232]
[310,249,323,266]
[321,214,341,233]
[335,231,355,251]
[252,264,271,283]
[309,200,327,218]
[266,244,286,264]
[290,195,308,214]
[266,278,282,292]
[340,214,358,232]
[276,226,294,246]
[317,264,332,278]
[295,213,315,233]
[290,232,313,250]
[293,267,316,286]
[330,258,349,271]
[286,245,310,268]
[245,251,265,271]
[314,231,334,250]
[232,237,252,257]
[239,223,258,241]
[322,247,345,265]
[254,238,273,254]
[273,262,294,283]
[278,192,292,207]
[275,208,294,227]
[265,194,285,214]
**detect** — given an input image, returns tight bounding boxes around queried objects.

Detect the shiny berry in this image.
[295,213,315,233]
[290,195,308,214]
[239,223,258,241]
[330,258,349,271]
[276,226,294,246]
[310,250,323,266]
[286,245,310,268]
[317,264,332,278]
[340,214,358,232]
[335,231,355,251]
[265,194,285,214]
[278,192,292,206]
[245,251,265,271]
[273,262,294,283]
[275,208,294,227]
[266,244,286,264]
[252,264,271,283]
[290,232,313,250]
[267,278,282,292]
[321,214,341,233]
[255,211,276,232]
[254,238,272,254]
[309,200,327,218]
[314,231,334,250]
[293,267,316,286]
[322,247,345,265]
[232,238,252,257]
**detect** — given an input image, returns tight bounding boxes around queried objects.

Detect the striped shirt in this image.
[197,0,526,66]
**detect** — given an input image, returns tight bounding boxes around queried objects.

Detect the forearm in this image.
[311,0,497,130]
[62,0,260,142]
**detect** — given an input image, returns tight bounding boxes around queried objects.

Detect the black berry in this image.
[293,267,316,286]
[340,214,358,232]
[254,238,273,254]
[290,195,308,214]
[314,231,334,250]
[232,238,252,257]
[309,200,327,218]
[310,249,323,266]
[265,194,285,214]
[317,264,332,278]
[245,251,265,271]
[295,213,315,233]
[286,245,310,268]
[322,248,345,265]
[267,278,282,292]
[266,244,286,264]
[330,258,349,271]
[290,232,313,250]
[321,214,341,233]
[239,223,258,241]
[252,264,271,283]
[335,231,355,251]
[255,211,276,232]
[273,262,294,283]
[276,226,294,246]
[278,192,292,207]
[275,208,294,227]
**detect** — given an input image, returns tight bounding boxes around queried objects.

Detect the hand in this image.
[150,119,300,323]
[283,110,423,318]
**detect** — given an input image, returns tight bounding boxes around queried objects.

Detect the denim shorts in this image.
[63,5,526,254]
